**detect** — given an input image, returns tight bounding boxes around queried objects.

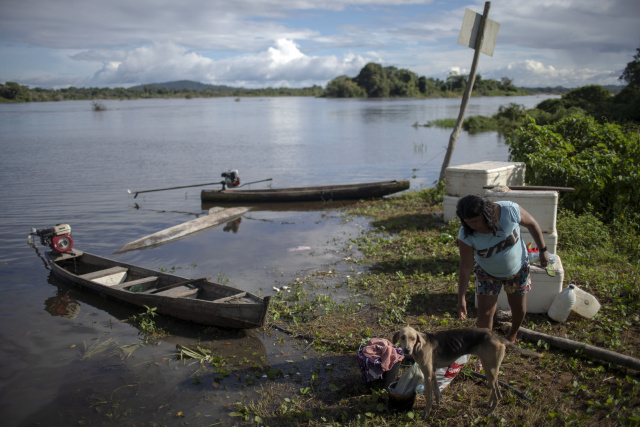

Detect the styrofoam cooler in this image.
[445,161,525,197]
[475,255,564,313]
[485,189,558,234]
[443,195,459,223]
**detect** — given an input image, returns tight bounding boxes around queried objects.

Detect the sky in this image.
[0,0,638,90]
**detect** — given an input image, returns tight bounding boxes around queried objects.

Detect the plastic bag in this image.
[434,354,470,392]
[394,363,424,395]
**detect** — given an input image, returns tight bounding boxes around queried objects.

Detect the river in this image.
[0,95,554,425]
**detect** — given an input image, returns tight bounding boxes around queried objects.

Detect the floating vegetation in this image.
[129,305,168,343]
[91,100,106,111]
[176,344,228,370]
[80,337,114,360]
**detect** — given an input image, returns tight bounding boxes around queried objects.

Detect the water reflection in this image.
[222,217,241,233]
[45,272,269,365]
[44,292,80,319]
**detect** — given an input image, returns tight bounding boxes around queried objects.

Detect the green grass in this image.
[225,186,640,426]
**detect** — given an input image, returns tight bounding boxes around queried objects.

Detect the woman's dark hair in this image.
[456,194,500,237]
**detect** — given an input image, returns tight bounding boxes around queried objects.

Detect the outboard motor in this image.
[221,170,240,189]
[30,224,73,253]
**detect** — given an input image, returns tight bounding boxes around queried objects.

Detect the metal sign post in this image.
[438,2,499,182]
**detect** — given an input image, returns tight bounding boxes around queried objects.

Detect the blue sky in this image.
[0,0,638,89]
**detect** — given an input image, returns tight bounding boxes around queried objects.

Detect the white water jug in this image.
[548,285,576,322]
[571,285,601,318]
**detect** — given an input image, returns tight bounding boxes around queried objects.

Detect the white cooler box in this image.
[475,255,564,314]
[443,195,459,223]
[485,189,558,234]
[445,161,525,197]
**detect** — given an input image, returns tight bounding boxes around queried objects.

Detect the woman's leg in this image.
[476,294,499,330]
[505,293,526,342]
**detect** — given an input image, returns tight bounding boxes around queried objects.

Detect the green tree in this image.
[619,47,640,87]
[386,67,420,97]
[325,75,366,98]
[355,63,390,97]
[508,115,640,227]
[0,82,27,100]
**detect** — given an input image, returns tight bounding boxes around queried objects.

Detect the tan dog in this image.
[393,326,541,417]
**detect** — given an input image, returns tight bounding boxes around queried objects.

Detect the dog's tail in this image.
[501,337,543,358]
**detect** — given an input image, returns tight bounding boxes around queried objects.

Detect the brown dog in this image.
[393,326,541,417]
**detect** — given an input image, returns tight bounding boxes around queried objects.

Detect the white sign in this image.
[458,8,500,57]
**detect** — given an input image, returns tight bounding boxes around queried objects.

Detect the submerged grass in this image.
[257,185,640,426]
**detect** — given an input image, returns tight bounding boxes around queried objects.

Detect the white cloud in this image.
[0,0,638,89]
[487,60,623,88]
[89,39,373,88]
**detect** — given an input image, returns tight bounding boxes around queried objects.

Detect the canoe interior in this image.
[51,251,260,304]
[47,250,271,328]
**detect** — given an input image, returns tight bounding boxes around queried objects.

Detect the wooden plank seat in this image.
[79,266,128,281]
[142,277,210,295]
[111,276,158,290]
[153,286,199,298]
[213,292,247,303]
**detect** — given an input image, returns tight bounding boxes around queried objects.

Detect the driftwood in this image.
[466,371,531,401]
[114,207,249,253]
[483,185,575,192]
[501,323,640,371]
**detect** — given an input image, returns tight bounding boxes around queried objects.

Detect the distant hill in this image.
[131,80,238,91]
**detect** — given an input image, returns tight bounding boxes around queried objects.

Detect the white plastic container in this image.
[548,285,576,322]
[445,161,526,197]
[443,195,459,223]
[571,285,601,318]
[485,189,558,234]
[490,255,565,313]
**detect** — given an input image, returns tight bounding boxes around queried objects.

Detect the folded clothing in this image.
[357,338,404,382]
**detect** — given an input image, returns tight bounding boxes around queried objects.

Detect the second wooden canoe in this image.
[200,179,410,203]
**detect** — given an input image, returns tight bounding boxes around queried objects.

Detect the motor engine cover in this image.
[52,234,73,252]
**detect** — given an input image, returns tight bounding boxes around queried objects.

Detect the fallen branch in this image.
[466,370,531,401]
[269,323,349,349]
[483,185,575,192]
[501,323,640,371]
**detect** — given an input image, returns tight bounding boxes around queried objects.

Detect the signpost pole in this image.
[438,1,492,182]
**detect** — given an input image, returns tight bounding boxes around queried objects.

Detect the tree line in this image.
[1,61,540,103]
[0,81,325,103]
[324,62,530,98]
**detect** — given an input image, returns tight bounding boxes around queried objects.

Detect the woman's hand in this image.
[539,250,550,268]
[457,239,474,321]
[458,298,468,320]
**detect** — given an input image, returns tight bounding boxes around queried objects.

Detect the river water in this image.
[0,95,553,425]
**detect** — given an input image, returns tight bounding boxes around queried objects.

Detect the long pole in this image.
[129,181,224,198]
[438,1,491,182]
[128,178,274,198]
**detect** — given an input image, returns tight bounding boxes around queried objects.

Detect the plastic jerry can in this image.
[548,285,576,322]
[571,285,601,318]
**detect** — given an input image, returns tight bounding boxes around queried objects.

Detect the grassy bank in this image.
[233,187,640,426]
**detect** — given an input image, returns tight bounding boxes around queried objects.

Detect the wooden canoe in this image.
[45,250,270,329]
[200,179,410,203]
[114,206,249,253]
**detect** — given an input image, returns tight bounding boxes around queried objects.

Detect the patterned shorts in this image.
[474,261,531,296]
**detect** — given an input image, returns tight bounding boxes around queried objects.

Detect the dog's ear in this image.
[414,332,424,352]
[392,330,400,344]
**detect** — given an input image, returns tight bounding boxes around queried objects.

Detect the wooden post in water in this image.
[438,2,494,182]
